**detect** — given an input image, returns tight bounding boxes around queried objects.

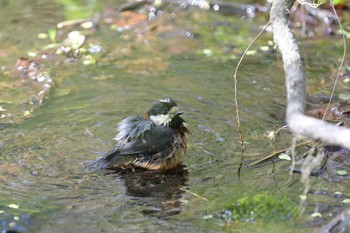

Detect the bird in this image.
[86,98,190,170]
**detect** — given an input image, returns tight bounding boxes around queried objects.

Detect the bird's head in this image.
[147,98,184,127]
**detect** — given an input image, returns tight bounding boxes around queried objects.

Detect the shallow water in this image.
[1,0,349,232]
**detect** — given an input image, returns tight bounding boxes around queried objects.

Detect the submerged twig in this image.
[180,187,209,201]
[57,18,90,28]
[246,140,310,168]
[271,160,284,197]
[319,208,350,233]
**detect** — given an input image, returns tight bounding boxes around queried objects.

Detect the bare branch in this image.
[270,0,350,149]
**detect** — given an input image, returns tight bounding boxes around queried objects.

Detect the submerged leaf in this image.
[8,204,19,209]
[338,94,350,101]
[337,170,348,176]
[80,21,93,29]
[342,199,350,204]
[334,191,343,197]
[278,153,291,161]
[311,212,322,218]
[37,33,48,39]
[202,214,213,220]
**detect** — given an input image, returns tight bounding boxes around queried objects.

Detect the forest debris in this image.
[319,208,350,233]
[63,31,85,49]
[12,57,41,79]
[111,11,147,30]
[246,141,309,168]
[0,163,20,175]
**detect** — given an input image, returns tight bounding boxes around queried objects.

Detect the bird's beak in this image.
[175,111,184,116]
[169,106,183,117]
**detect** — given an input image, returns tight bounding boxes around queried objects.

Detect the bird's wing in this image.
[86,116,178,170]
[114,115,153,143]
[102,116,175,165]
[117,125,174,156]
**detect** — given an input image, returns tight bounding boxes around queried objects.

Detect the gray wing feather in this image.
[117,126,174,155]
[114,116,153,143]
[86,116,153,169]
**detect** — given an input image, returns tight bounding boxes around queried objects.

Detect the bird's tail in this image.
[85,148,122,170]
[85,156,110,170]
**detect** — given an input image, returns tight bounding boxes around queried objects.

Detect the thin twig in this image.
[321,0,347,121]
[180,187,209,201]
[57,18,90,28]
[271,160,284,197]
[297,0,326,8]
[234,19,271,179]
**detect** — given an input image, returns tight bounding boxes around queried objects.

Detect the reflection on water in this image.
[107,165,188,218]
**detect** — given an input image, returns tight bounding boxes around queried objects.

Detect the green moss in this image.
[225,193,299,221]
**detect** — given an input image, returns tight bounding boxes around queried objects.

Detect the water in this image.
[0,0,349,232]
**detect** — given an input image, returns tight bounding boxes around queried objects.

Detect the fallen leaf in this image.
[8,204,19,209]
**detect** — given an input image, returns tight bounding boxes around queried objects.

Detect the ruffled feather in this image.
[114,116,154,143]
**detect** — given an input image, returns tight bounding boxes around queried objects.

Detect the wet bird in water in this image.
[86,98,190,170]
